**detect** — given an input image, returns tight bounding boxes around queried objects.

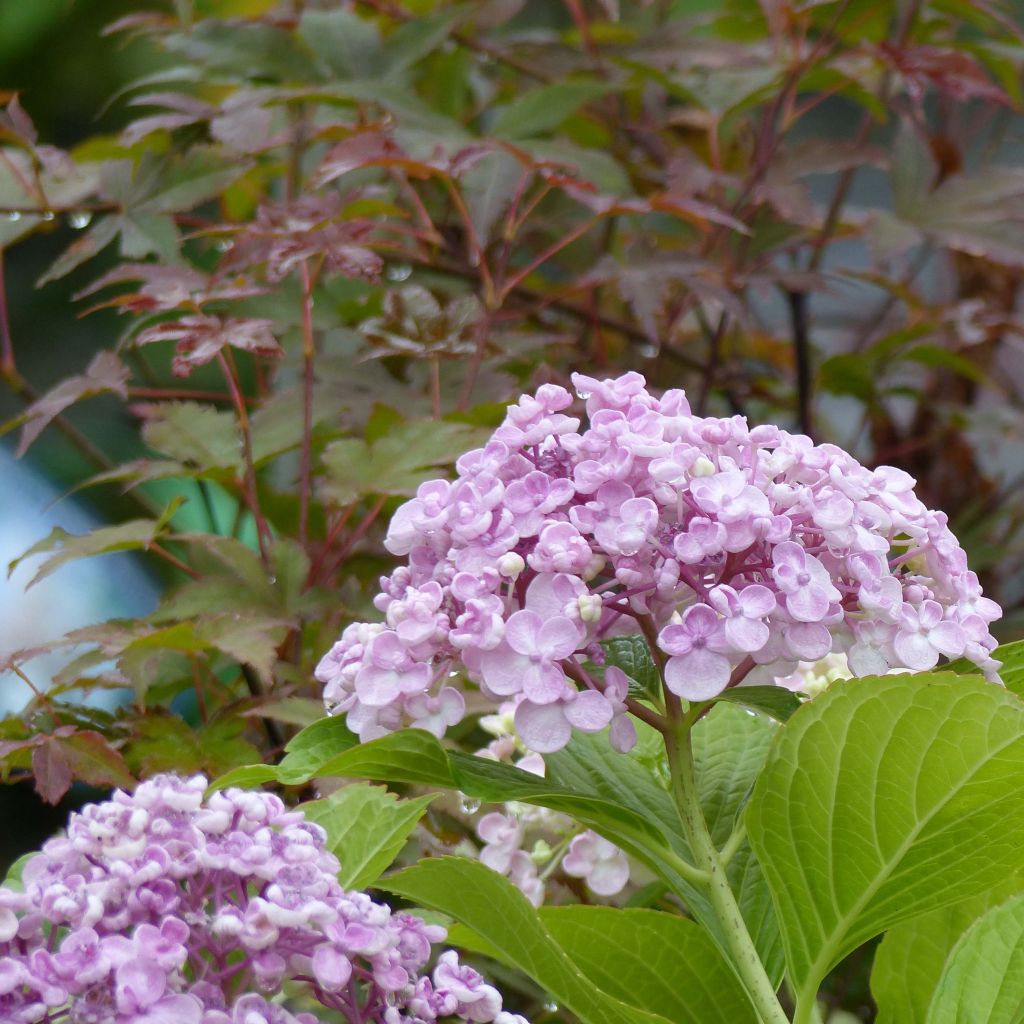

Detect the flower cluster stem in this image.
[665,707,791,1024]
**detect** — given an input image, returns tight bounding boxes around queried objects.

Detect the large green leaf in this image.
[385,858,672,1024]
[747,673,1024,1001]
[927,893,1024,1024]
[872,884,1024,1024]
[300,783,434,889]
[540,906,758,1024]
[209,714,358,792]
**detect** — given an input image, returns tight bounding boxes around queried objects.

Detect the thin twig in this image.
[217,350,272,564]
[786,289,814,437]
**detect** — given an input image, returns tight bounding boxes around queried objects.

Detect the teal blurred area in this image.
[0,444,158,714]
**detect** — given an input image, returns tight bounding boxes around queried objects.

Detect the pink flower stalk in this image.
[316,372,1001,753]
[0,775,525,1024]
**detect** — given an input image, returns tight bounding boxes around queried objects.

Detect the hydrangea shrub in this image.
[3,2,1024,1022]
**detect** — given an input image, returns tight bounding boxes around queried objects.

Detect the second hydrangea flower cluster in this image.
[0,775,526,1024]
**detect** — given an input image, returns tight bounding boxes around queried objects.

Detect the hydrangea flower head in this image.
[317,372,1001,753]
[0,774,524,1024]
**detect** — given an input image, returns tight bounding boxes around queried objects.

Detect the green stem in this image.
[665,716,791,1024]
[792,987,824,1024]
[719,820,748,869]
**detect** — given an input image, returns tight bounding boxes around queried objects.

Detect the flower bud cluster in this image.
[0,775,526,1024]
[317,372,1000,754]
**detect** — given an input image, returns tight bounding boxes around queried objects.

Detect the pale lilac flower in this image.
[527,522,593,574]
[601,667,637,753]
[432,951,504,1022]
[772,543,841,623]
[562,833,630,896]
[708,584,776,652]
[406,688,466,737]
[477,814,524,875]
[479,611,581,703]
[894,600,967,670]
[354,631,432,708]
[658,606,732,700]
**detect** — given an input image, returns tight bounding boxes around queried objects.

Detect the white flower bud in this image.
[497,552,526,578]
[578,594,603,623]
[690,456,716,477]
[582,553,606,581]
[530,840,553,864]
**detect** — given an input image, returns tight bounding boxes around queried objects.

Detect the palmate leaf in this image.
[5,351,130,456]
[385,858,673,1024]
[8,498,182,589]
[320,420,490,505]
[300,783,435,889]
[491,80,612,140]
[141,401,242,472]
[747,673,1024,1002]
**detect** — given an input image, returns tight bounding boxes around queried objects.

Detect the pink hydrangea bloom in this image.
[316,372,1001,753]
[0,775,525,1024]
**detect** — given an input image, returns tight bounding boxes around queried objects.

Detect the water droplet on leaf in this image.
[386,264,412,282]
[458,795,481,815]
[68,211,92,229]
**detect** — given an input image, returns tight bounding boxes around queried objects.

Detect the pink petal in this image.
[504,610,543,656]
[663,649,731,700]
[563,691,613,732]
[522,662,570,704]
[587,853,630,896]
[725,615,769,653]
[657,623,692,657]
[514,701,572,753]
[784,586,829,623]
[784,623,832,661]
[773,541,805,572]
[354,666,403,708]
[738,584,776,618]
[684,603,721,638]
[609,715,638,753]
[894,630,940,671]
[929,620,965,658]
[136,995,203,1024]
[538,616,583,660]
[479,648,531,696]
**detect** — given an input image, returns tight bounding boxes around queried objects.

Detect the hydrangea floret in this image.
[317,372,1000,753]
[0,774,527,1024]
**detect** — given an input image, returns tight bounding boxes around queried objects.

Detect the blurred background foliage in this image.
[3,2,1024,1018]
